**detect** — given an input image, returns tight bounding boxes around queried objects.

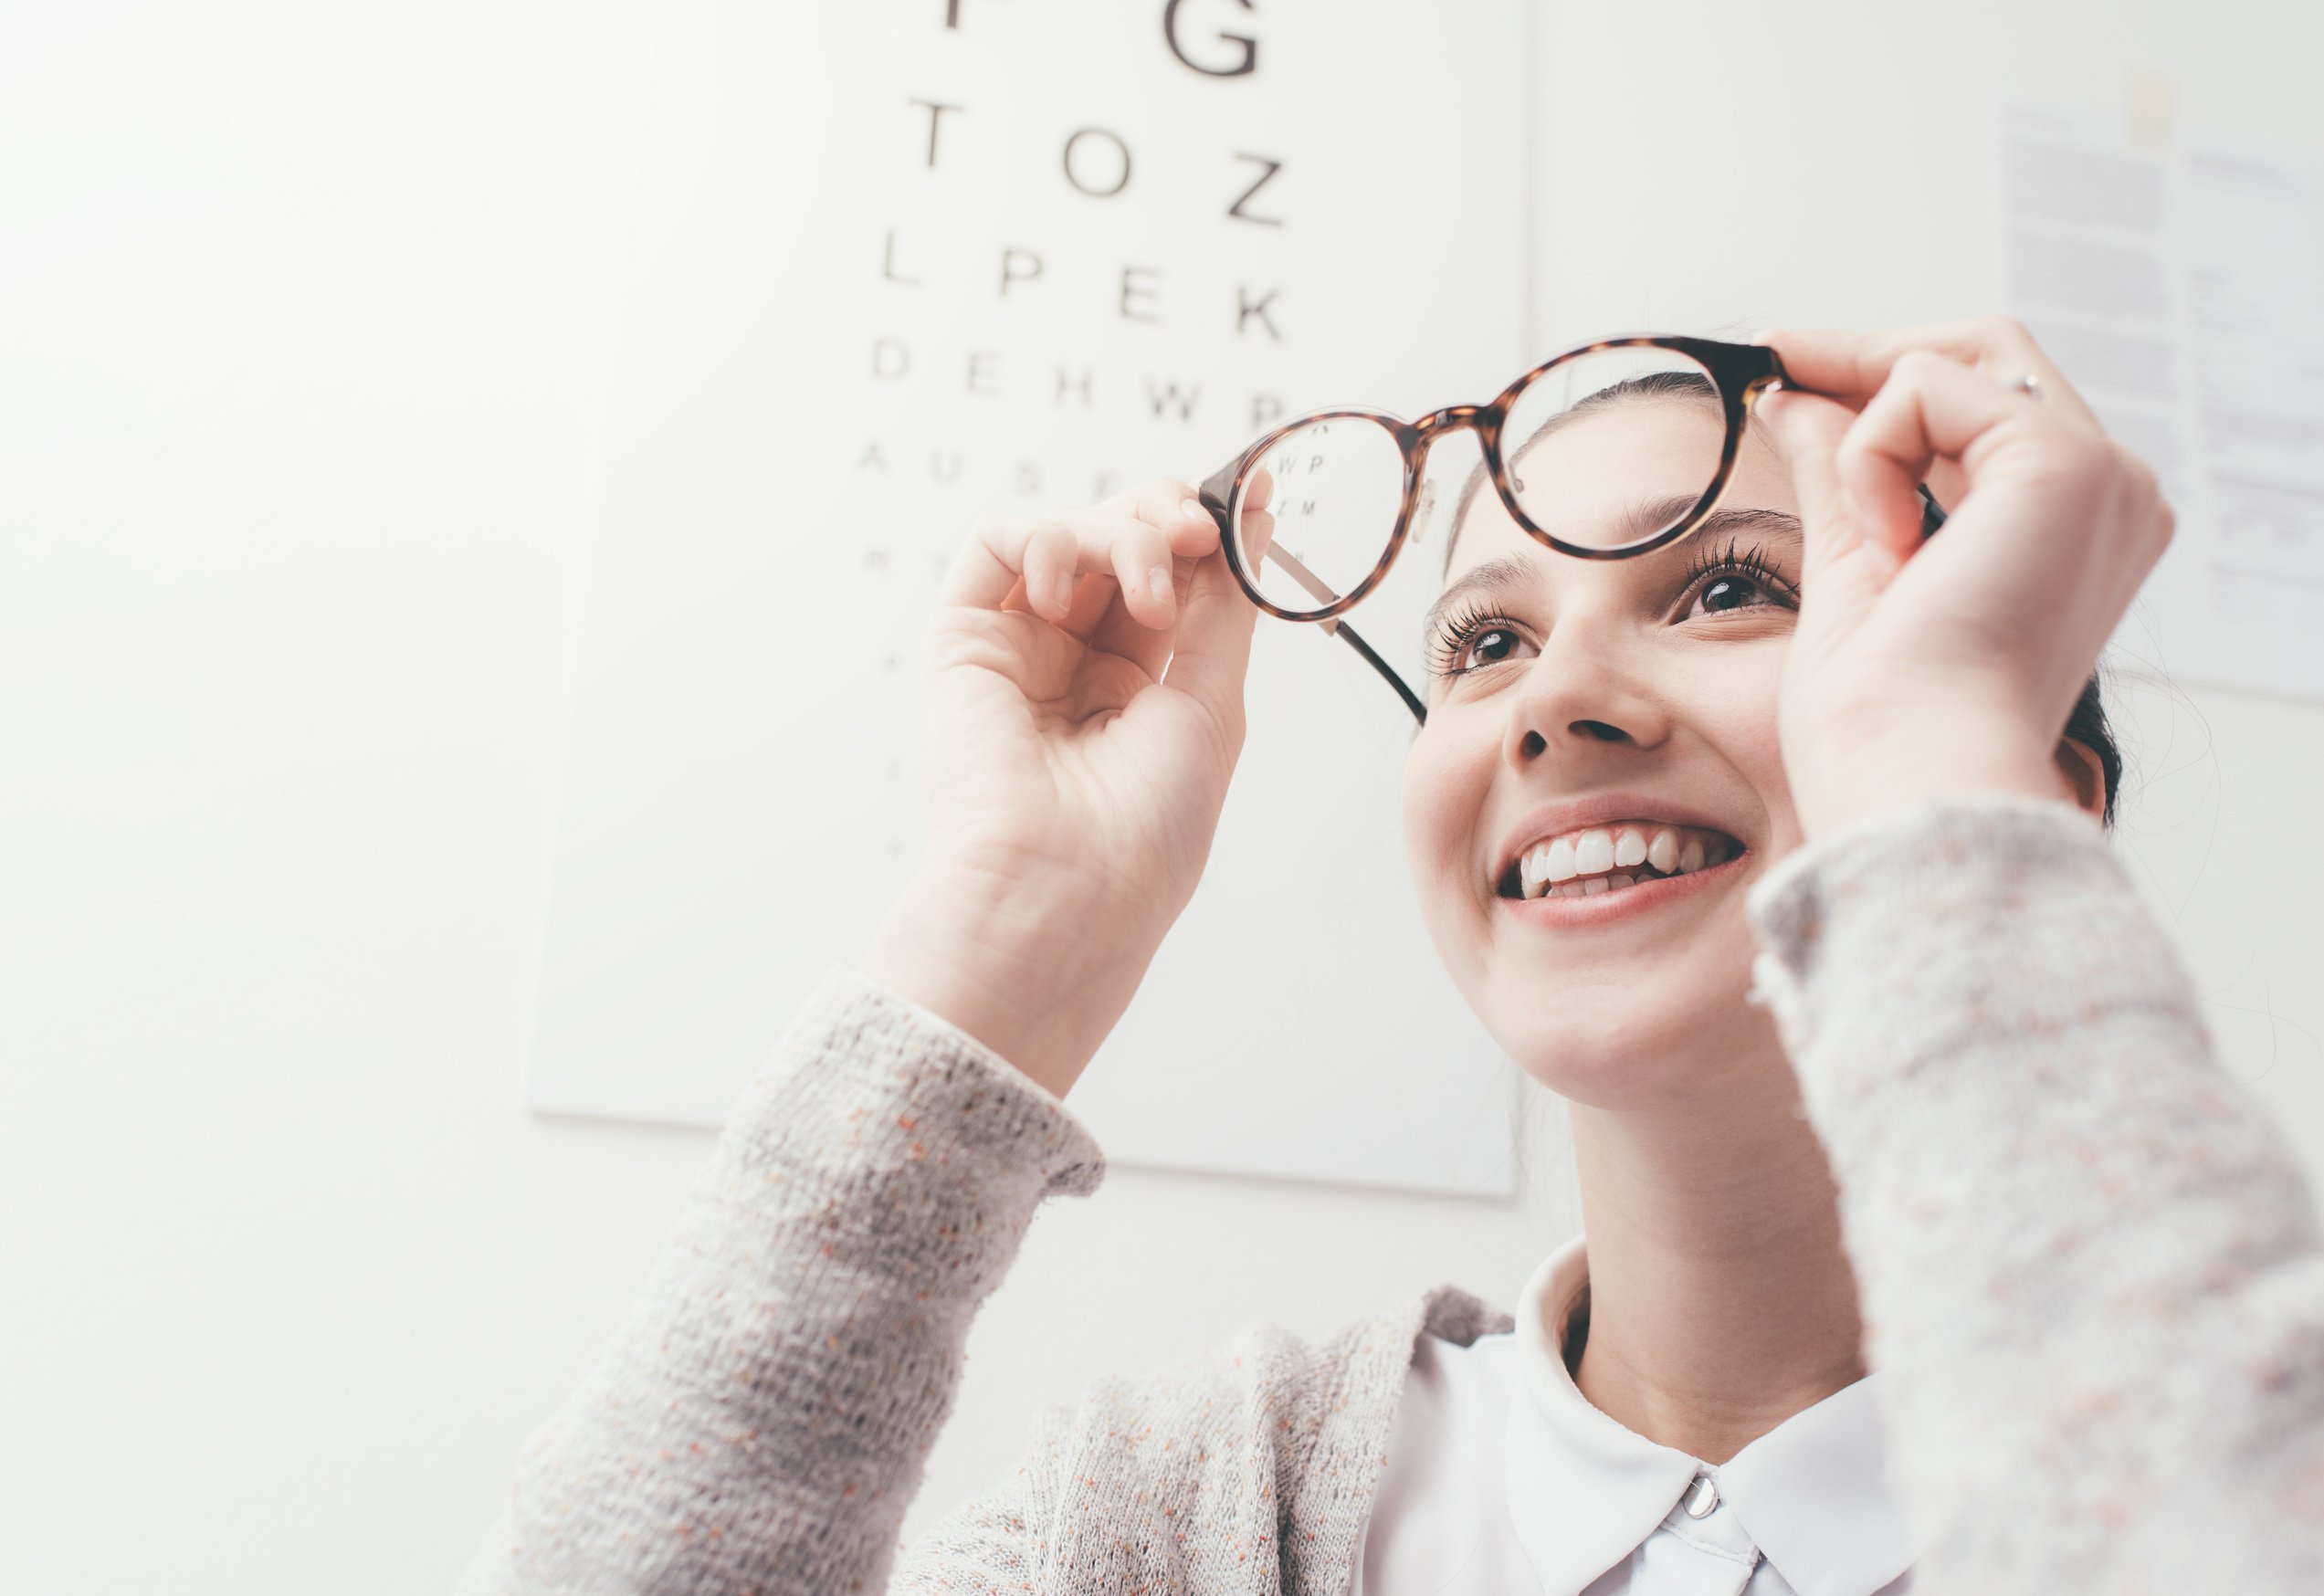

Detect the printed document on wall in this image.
[1999,106,2324,699]
[525,2,1529,1195]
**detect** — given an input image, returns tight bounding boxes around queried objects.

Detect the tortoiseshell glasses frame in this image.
[1193,334,1801,726]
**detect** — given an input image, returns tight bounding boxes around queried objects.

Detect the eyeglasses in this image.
[1196,334,1793,725]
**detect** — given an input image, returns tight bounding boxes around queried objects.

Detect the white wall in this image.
[2,3,2317,1591]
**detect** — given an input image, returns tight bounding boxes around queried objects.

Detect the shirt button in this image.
[1683,1473,1720,1518]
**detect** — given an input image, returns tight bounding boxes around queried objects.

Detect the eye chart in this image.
[529,0,1530,1194]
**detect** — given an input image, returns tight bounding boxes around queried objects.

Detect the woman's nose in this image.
[1500,623,1672,770]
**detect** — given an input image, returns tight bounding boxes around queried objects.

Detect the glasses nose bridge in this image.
[1405,404,1493,486]
[1413,403,1488,447]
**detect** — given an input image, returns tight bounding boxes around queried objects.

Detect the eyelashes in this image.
[1425,597,1518,678]
[1677,534,1798,611]
[1425,537,1799,678]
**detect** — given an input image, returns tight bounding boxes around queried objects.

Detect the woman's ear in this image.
[2054,737,2108,821]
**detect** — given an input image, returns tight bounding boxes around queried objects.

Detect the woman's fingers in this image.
[1233,467,1275,571]
[1015,521,1085,619]
[945,497,1204,629]
[1098,476,1227,562]
[1753,386,1877,593]
[1834,349,2063,563]
[1091,484,1268,681]
[1086,575,1178,675]
[930,473,1249,713]
[1045,511,1177,627]
[1057,562,1137,645]
[1760,318,2102,430]
[1762,348,2119,670]
[1161,549,1257,740]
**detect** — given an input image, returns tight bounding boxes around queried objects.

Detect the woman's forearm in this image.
[454,967,1104,1595]
[1749,796,2324,1593]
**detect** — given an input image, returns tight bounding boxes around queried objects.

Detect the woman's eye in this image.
[1683,571,1789,620]
[1440,622,1533,673]
[1456,625,1535,671]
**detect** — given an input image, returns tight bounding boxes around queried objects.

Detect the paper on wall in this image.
[1999,106,2324,700]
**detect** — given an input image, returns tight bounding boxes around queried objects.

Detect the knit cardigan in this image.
[456,798,2324,1595]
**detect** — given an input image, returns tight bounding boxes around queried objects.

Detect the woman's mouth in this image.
[1494,822,1743,901]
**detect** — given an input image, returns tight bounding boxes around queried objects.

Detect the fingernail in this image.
[1146,564,1174,606]
[1180,497,1208,525]
[1049,571,1075,613]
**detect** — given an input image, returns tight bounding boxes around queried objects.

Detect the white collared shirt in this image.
[1348,1237,1914,1596]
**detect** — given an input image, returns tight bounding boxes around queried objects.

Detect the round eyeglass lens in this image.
[1495,346,1729,553]
[1229,415,1407,617]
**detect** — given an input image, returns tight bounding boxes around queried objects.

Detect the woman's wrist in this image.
[1788,710,2065,841]
[860,866,1156,1099]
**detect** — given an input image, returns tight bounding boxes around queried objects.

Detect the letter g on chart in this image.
[1164,0,1259,78]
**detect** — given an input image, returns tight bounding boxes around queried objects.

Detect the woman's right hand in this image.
[860,477,1266,1099]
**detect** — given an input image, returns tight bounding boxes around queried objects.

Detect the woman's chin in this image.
[1496,992,1775,1112]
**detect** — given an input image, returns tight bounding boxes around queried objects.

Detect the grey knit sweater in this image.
[457,799,2324,1594]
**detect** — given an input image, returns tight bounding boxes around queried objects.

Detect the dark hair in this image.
[1439,371,2125,825]
[2064,674,2123,825]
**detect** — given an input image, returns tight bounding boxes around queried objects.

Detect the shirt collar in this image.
[1720,1375,1915,1596]
[1502,1235,1915,1596]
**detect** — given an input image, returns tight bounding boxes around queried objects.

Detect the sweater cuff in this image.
[738,964,1107,1202]
[1744,794,2201,1108]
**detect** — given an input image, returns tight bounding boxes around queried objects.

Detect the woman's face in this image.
[1401,397,1804,1108]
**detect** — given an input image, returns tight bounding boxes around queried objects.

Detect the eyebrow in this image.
[1420,500,1805,646]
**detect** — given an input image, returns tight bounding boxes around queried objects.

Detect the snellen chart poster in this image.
[529,0,1530,1195]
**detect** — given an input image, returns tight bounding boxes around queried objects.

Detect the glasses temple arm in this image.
[1323,618,1428,725]
[1246,536,1431,727]
[1197,469,1428,726]
[1917,483,1947,538]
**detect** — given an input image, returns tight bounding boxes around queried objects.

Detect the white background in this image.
[4,2,2320,1591]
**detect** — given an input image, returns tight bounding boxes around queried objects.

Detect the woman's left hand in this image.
[1751,318,2174,840]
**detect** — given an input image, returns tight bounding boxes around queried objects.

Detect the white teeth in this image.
[1647,827,1679,874]
[1542,836,1577,883]
[1573,829,1614,875]
[1508,822,1737,901]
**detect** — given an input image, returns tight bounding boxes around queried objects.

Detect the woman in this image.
[457,320,2322,1594]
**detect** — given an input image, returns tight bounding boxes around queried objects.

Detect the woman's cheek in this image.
[1398,736,1452,920]
[1401,724,1489,952]
[1700,646,1804,856]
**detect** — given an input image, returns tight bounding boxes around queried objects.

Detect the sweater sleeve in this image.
[1746,796,2324,1595]
[453,965,1105,1596]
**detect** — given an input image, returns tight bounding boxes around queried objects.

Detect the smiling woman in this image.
[458,321,2322,1596]
[1404,375,2122,1131]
